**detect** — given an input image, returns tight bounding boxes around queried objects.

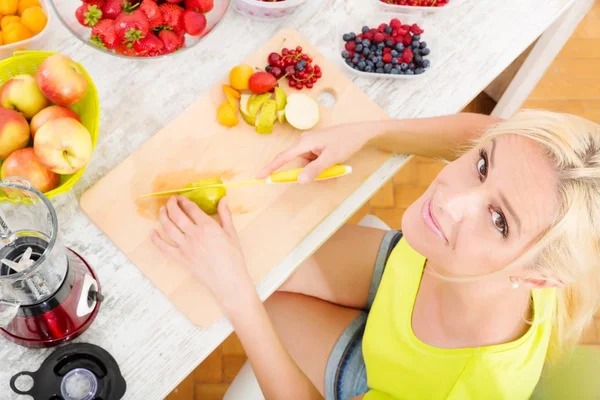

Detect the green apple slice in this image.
[240,94,255,126]
[284,93,320,131]
[255,99,277,134]
[274,87,287,124]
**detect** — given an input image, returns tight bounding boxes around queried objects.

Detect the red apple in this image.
[30,106,81,139]
[34,118,93,174]
[36,54,88,107]
[0,108,30,160]
[0,74,50,119]
[1,148,60,193]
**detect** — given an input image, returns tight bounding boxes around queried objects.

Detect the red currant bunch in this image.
[265,46,322,90]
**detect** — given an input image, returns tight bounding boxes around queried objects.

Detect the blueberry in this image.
[391,57,398,65]
[415,68,424,74]
[376,67,384,73]
[422,59,431,68]
[362,39,371,47]
[265,65,272,72]
[395,43,404,52]
[349,32,356,40]
[412,40,419,49]
[409,63,416,69]
[376,61,384,68]
[386,40,394,47]
[384,64,392,73]
[362,26,369,33]
[400,62,408,70]
[376,50,383,56]
[356,44,363,52]
[391,50,398,57]
[421,48,430,56]
[384,26,393,35]
[398,70,405,75]
[362,48,370,56]
[370,45,377,51]
[377,42,385,49]
[414,55,423,64]
[405,69,414,75]
[352,57,359,65]
[391,68,399,75]
[295,62,306,71]
[343,33,351,41]
[341,51,350,59]
[366,60,374,67]
[345,59,353,67]
[413,48,420,56]
[358,61,366,69]
[355,38,362,45]
[413,34,421,40]
[420,41,427,49]
[365,65,373,73]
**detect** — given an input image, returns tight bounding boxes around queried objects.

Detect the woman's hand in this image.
[151,195,252,307]
[257,123,374,183]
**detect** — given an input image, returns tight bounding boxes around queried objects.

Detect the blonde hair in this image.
[454,110,600,361]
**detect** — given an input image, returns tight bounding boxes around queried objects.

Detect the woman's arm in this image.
[151,196,322,400]
[258,113,501,182]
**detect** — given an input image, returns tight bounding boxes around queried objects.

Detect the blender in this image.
[0,178,102,348]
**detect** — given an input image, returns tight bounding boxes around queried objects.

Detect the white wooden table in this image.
[0,0,591,398]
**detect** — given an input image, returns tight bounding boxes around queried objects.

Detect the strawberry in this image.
[158,29,181,54]
[159,3,184,30]
[174,27,185,47]
[248,72,277,94]
[90,19,117,49]
[76,4,103,27]
[182,10,206,35]
[184,0,212,13]
[102,0,129,20]
[140,0,163,29]
[114,10,150,43]
[165,0,183,3]
[82,0,105,6]
[115,42,139,56]
[133,33,164,56]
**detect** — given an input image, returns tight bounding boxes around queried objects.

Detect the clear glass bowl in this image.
[49,0,231,59]
[232,0,307,21]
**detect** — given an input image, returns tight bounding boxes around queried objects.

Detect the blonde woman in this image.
[152,110,600,400]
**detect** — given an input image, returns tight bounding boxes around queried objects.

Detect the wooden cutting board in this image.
[80,28,393,328]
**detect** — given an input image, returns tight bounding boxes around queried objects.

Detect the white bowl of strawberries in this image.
[49,0,230,58]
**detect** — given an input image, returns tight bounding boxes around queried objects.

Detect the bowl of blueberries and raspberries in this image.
[340,15,433,78]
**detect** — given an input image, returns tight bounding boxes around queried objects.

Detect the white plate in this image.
[338,12,438,80]
[372,0,464,14]
[0,0,52,60]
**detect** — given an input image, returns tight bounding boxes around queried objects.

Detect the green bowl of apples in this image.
[0,50,100,199]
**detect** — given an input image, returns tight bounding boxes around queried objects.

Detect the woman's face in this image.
[402,134,559,280]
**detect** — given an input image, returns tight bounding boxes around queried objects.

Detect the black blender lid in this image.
[10,343,126,400]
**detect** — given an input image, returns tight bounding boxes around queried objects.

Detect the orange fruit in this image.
[1,14,19,29]
[17,0,40,15]
[0,0,18,15]
[229,64,255,91]
[1,22,33,44]
[20,5,45,33]
[217,101,239,127]
[0,34,3,46]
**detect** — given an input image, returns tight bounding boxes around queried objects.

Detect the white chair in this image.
[223,215,392,400]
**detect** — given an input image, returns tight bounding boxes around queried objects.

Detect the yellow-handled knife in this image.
[137,164,353,199]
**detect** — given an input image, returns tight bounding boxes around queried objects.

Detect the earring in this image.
[511,281,520,289]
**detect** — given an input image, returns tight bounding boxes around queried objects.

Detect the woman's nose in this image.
[436,187,483,224]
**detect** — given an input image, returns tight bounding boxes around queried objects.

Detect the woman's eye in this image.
[492,210,507,236]
[477,156,487,178]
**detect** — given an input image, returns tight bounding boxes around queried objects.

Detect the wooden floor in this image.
[168,3,600,398]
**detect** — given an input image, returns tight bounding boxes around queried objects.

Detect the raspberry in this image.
[403,33,413,46]
[410,23,424,34]
[390,18,402,29]
[401,24,411,31]
[391,30,398,37]
[383,47,391,54]
[402,47,413,63]
[364,32,374,40]
[398,28,408,37]
[378,23,387,32]
[374,32,385,43]
[394,35,404,43]
[345,41,356,51]
[382,53,392,63]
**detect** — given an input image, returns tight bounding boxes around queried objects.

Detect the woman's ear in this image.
[511,274,565,289]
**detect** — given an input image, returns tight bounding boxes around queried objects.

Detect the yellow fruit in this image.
[217,101,239,127]
[223,85,240,109]
[0,35,3,46]
[1,14,19,29]
[0,0,18,15]
[1,22,32,44]
[17,0,40,15]
[228,64,254,91]
[21,5,45,33]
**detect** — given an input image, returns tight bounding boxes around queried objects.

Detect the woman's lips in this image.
[422,199,448,243]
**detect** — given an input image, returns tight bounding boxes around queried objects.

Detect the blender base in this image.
[1,249,101,348]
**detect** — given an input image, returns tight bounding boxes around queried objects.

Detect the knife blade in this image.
[137,164,353,199]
